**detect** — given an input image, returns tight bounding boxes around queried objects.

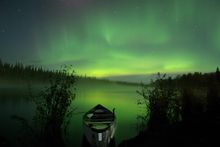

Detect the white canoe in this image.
[83,104,116,147]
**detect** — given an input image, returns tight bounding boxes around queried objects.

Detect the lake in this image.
[0,80,145,146]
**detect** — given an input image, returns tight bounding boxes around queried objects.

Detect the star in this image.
[17,8,22,13]
[1,29,5,33]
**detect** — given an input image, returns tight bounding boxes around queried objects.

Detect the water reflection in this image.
[0,82,142,146]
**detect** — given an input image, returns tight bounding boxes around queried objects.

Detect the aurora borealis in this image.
[1,0,220,81]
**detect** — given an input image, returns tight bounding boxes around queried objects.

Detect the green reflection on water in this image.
[0,81,144,146]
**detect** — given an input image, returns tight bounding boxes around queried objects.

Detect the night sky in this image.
[1,0,220,81]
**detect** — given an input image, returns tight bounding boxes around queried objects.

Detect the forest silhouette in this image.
[0,59,69,83]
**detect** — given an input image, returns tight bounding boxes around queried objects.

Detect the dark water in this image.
[0,81,144,146]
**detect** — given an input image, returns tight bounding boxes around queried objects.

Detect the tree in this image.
[0,58,2,75]
[216,67,220,82]
[0,58,2,67]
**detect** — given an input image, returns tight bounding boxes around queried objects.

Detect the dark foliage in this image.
[34,66,76,146]
[121,68,220,147]
[12,66,76,147]
[137,73,181,131]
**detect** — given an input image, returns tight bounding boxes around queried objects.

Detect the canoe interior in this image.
[83,104,116,147]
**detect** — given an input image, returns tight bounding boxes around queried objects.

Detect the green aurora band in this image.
[1,0,220,78]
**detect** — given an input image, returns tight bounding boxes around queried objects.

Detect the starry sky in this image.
[0,0,220,82]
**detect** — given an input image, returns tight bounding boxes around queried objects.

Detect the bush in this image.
[13,66,76,147]
[137,73,181,131]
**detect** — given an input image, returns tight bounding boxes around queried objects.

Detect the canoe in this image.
[83,104,116,147]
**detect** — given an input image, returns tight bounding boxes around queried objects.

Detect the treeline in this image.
[169,67,220,88]
[151,67,220,123]
[0,59,115,85]
[0,59,68,83]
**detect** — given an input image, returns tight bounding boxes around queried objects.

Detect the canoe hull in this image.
[83,122,116,147]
